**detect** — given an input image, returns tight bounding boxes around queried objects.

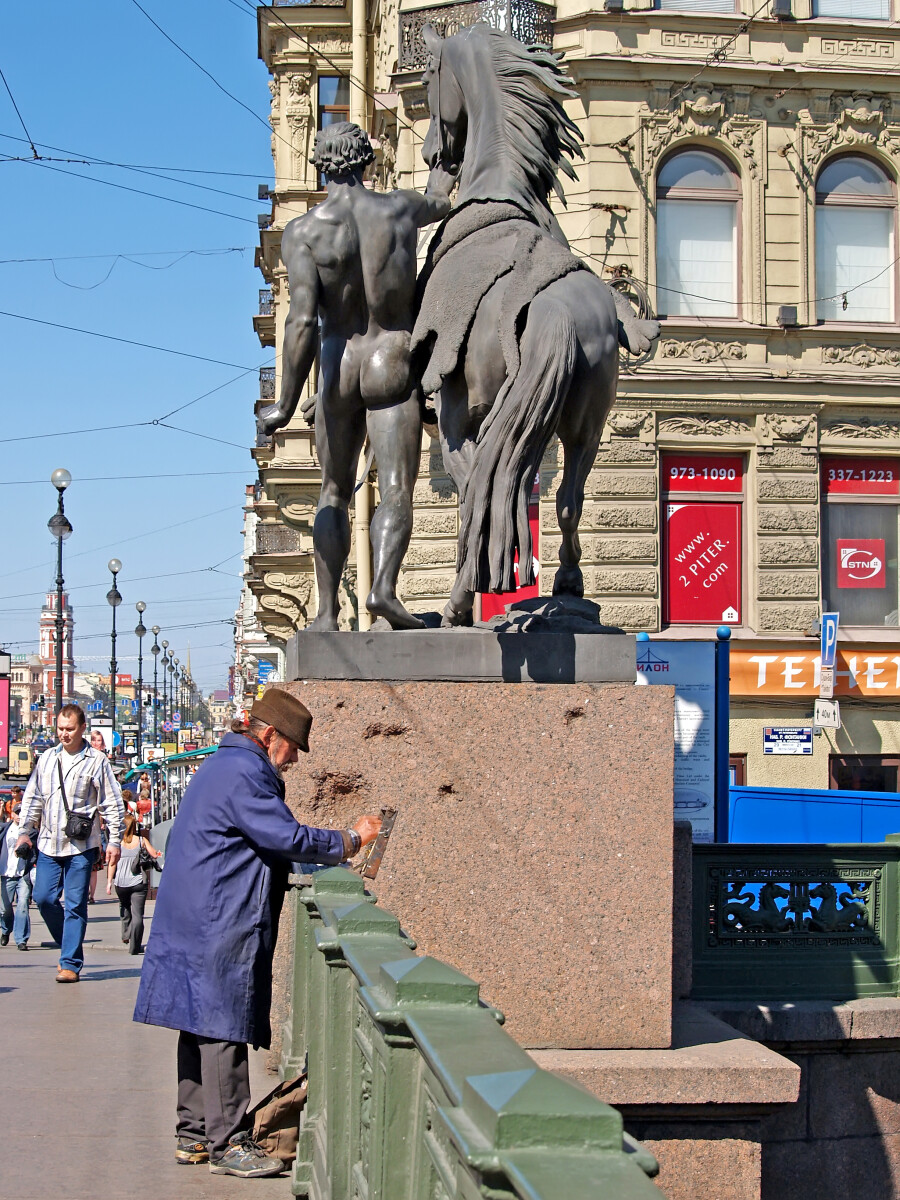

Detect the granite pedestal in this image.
[276,640,673,1049]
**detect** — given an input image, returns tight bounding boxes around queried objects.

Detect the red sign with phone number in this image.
[665,502,741,624]
[823,456,899,496]
[663,453,744,494]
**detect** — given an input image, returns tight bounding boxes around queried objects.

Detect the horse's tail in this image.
[457,298,577,594]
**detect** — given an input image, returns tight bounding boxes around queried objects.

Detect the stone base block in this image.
[532,1004,800,1200]
[277,678,674,1048]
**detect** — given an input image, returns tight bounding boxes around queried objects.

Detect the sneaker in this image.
[208,1133,283,1178]
[175,1139,209,1165]
[0,933,9,947]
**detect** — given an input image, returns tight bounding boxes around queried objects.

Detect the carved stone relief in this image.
[604,409,653,439]
[658,415,752,437]
[286,72,313,185]
[822,344,900,369]
[300,29,351,55]
[800,93,900,167]
[660,339,747,364]
[640,88,764,178]
[758,413,817,445]
[824,416,900,439]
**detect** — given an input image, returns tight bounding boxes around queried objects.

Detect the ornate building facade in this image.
[249,0,900,788]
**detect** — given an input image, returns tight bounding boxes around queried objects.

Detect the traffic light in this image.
[37,694,45,708]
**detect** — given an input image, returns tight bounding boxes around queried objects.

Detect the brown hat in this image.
[251,690,312,753]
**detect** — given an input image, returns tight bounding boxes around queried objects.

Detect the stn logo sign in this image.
[836,539,886,588]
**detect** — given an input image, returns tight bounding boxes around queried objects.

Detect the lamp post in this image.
[150,627,160,746]
[135,602,146,761]
[168,655,176,736]
[47,469,73,722]
[107,559,122,739]
[160,640,169,725]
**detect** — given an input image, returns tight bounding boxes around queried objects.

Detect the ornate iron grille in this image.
[398,0,556,72]
[256,525,306,554]
[273,0,346,7]
[692,845,900,1000]
[259,366,276,399]
[258,289,273,316]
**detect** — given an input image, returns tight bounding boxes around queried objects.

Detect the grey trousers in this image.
[176,1031,250,1157]
[114,883,147,954]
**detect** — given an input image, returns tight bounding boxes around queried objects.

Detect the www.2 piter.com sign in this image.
[665,502,741,624]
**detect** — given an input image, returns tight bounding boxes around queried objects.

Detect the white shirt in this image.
[19,742,124,858]
[0,822,24,877]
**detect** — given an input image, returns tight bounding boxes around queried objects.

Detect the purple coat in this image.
[133,732,344,1047]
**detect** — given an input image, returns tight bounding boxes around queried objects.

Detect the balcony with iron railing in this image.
[254,290,276,348]
[398,0,555,72]
[258,288,273,316]
[259,366,276,399]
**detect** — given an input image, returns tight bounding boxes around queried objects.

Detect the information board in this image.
[636,640,716,842]
[664,502,741,624]
[0,678,8,770]
[763,727,813,755]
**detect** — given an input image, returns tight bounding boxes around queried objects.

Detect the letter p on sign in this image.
[821,612,839,670]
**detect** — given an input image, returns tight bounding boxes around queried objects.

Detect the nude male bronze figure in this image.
[257,122,454,630]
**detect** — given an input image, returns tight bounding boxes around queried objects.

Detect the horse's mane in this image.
[475,25,583,208]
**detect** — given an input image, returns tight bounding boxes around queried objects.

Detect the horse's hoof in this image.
[441,601,473,628]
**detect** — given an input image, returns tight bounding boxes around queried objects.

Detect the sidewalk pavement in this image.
[1,893,293,1200]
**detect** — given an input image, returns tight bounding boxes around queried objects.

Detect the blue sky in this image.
[0,0,274,692]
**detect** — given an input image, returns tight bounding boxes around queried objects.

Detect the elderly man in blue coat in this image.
[134,689,380,1178]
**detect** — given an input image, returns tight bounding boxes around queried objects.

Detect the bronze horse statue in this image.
[414,23,658,626]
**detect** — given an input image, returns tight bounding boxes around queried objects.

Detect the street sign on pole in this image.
[814,699,841,729]
[821,612,839,669]
[820,612,839,699]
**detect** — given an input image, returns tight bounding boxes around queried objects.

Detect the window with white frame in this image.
[656,150,740,319]
[814,0,889,20]
[659,0,735,10]
[815,155,895,323]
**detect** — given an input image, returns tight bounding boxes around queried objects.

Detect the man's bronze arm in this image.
[257,238,320,438]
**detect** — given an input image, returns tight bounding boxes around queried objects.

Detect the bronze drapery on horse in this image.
[413,23,659,627]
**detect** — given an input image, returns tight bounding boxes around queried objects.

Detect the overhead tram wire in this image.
[0,61,38,157]
[0,246,252,265]
[0,470,247,486]
[127,0,299,160]
[0,309,264,371]
[0,552,246,602]
[0,154,258,225]
[0,131,270,180]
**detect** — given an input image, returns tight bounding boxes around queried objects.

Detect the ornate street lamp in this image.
[107,559,122,739]
[160,640,169,725]
[47,469,73,722]
[135,601,146,761]
[168,655,176,734]
[150,626,160,745]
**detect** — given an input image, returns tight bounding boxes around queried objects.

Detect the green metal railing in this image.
[692,841,900,1000]
[282,868,663,1199]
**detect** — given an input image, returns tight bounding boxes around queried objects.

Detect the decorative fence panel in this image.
[398,0,555,72]
[692,842,900,1000]
[283,868,663,1200]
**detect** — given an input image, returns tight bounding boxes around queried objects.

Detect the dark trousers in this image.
[114,883,147,954]
[176,1032,250,1157]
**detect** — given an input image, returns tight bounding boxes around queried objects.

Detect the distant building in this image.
[9,653,43,733]
[38,589,74,721]
[207,689,234,733]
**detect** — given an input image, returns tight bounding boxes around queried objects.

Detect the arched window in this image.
[816,155,895,323]
[656,150,740,319]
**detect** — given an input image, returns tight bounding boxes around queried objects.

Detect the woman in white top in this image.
[106,812,162,954]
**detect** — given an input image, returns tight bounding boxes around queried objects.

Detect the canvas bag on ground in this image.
[249,1072,308,1163]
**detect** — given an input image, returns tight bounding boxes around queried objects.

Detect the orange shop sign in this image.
[730,645,900,699]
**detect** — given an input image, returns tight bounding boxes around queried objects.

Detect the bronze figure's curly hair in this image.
[310,122,375,178]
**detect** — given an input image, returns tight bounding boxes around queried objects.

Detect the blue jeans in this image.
[0,873,31,945]
[33,849,96,973]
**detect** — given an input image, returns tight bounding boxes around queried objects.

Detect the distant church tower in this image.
[39,590,75,713]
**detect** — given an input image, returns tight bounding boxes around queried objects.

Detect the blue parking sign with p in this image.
[821,612,839,670]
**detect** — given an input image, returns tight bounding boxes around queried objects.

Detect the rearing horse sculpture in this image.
[413,23,658,626]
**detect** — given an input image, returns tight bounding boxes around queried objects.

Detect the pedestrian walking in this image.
[17,704,124,982]
[0,803,33,950]
[108,812,161,954]
[133,690,381,1177]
